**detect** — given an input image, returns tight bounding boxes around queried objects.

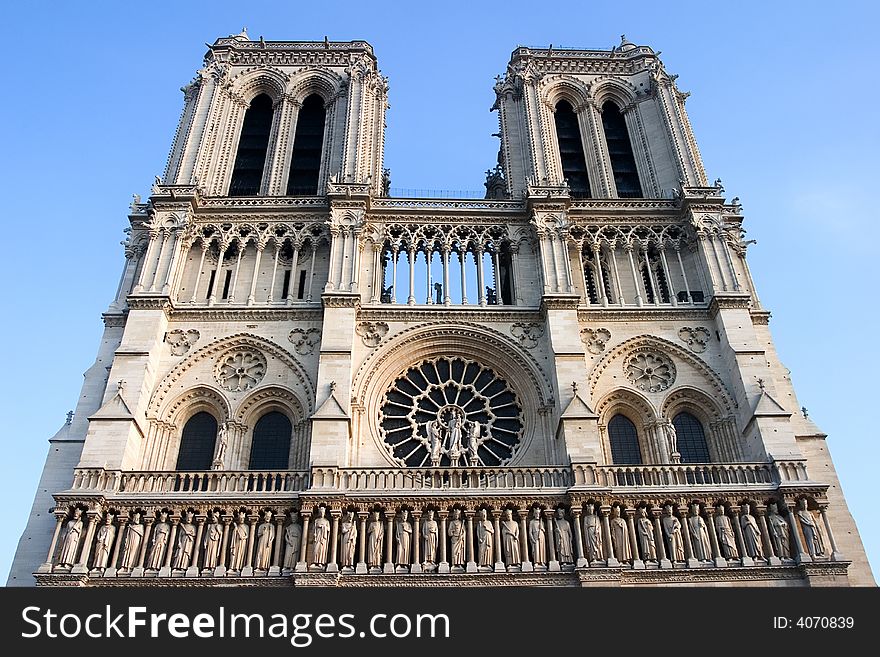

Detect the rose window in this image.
[624,351,676,393]
[379,357,523,467]
[214,349,267,392]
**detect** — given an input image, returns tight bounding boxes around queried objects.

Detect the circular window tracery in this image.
[214,349,267,392]
[624,350,676,393]
[379,357,523,467]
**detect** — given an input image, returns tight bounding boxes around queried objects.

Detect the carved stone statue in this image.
[583,503,603,561]
[466,421,482,465]
[636,508,656,561]
[146,511,171,570]
[662,420,679,461]
[662,505,685,561]
[120,511,145,570]
[283,513,302,569]
[254,511,275,570]
[58,508,84,567]
[312,507,331,565]
[796,498,825,557]
[714,506,739,559]
[427,420,443,466]
[93,513,116,569]
[172,511,196,569]
[367,510,384,568]
[553,508,574,564]
[688,504,712,561]
[395,509,413,566]
[476,509,494,567]
[447,412,464,466]
[421,510,438,564]
[528,507,547,565]
[340,511,357,568]
[767,502,791,559]
[610,506,631,562]
[740,503,764,558]
[202,511,223,569]
[228,510,249,571]
[448,508,466,567]
[212,423,228,470]
[501,509,520,565]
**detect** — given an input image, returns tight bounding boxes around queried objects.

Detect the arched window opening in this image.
[176,412,218,471]
[601,101,642,198]
[673,411,710,463]
[248,411,292,470]
[608,414,642,464]
[582,249,613,304]
[640,249,670,304]
[554,100,591,198]
[229,94,274,196]
[287,94,326,196]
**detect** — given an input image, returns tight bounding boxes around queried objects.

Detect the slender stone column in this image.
[572,508,587,567]
[285,243,300,304]
[818,505,843,561]
[162,231,186,295]
[186,516,205,577]
[438,511,449,573]
[134,516,155,576]
[442,248,452,305]
[658,246,675,305]
[756,505,781,565]
[159,516,180,577]
[383,512,395,574]
[544,510,559,571]
[411,511,422,573]
[704,510,726,567]
[730,506,752,566]
[652,509,671,568]
[678,505,697,567]
[189,241,209,303]
[509,244,520,305]
[674,245,692,303]
[476,247,486,305]
[459,251,468,304]
[492,511,504,572]
[247,243,264,305]
[133,230,159,292]
[241,515,258,576]
[370,245,381,303]
[425,247,433,304]
[407,248,416,305]
[600,506,619,566]
[39,513,67,572]
[626,508,644,569]
[465,510,477,573]
[296,513,310,571]
[306,244,317,302]
[625,243,643,306]
[148,230,168,292]
[327,511,341,573]
[356,512,368,574]
[271,515,285,574]
[517,509,532,572]
[783,503,809,564]
[72,511,101,574]
[593,244,608,306]
[610,244,625,304]
[641,248,660,305]
[391,248,399,303]
[227,243,244,302]
[493,250,504,305]
[267,243,280,302]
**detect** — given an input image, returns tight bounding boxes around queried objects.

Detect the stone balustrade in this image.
[312,466,574,491]
[70,469,310,496]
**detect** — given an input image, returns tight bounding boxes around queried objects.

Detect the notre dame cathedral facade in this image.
[8,33,873,587]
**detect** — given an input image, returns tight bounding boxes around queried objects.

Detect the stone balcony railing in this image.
[65,460,812,500]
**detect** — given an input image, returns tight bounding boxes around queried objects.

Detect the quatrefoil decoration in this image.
[214,349,266,392]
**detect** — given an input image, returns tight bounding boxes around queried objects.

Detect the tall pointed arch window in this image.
[553,100,591,198]
[176,412,218,471]
[608,414,642,464]
[672,412,710,463]
[248,411,292,470]
[229,94,274,196]
[601,101,642,198]
[287,94,326,196]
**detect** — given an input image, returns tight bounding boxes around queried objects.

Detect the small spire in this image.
[65,411,74,426]
[324,36,330,49]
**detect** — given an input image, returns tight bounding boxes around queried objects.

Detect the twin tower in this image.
[9,33,872,586]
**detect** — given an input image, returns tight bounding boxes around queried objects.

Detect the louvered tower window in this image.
[176,412,218,471]
[554,100,591,198]
[608,414,642,464]
[601,101,642,198]
[287,94,326,196]
[672,412,710,463]
[248,411,292,470]
[229,94,274,196]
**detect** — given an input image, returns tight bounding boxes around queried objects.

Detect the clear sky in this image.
[0,0,876,582]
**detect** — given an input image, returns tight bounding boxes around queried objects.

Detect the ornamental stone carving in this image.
[580,327,611,354]
[510,322,544,349]
[288,328,321,355]
[678,326,711,353]
[356,321,389,348]
[166,329,200,356]
[624,349,676,393]
[214,348,267,392]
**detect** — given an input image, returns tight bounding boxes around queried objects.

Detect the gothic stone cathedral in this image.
[8,33,873,587]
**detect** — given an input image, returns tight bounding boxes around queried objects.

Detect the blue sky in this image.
[0,1,876,582]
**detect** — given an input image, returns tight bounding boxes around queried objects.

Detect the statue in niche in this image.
[486,286,497,305]
[212,423,228,470]
[583,503,603,561]
[610,506,632,562]
[687,504,712,561]
[662,421,679,461]
[501,509,520,565]
[172,511,196,570]
[367,510,385,568]
[228,510,249,571]
[58,508,84,567]
[448,508,466,567]
[466,420,482,466]
[528,507,547,565]
[446,411,464,466]
[395,510,413,566]
[283,513,303,569]
[796,498,825,557]
[312,507,331,565]
[254,511,275,570]
[93,513,116,569]
[553,508,574,564]
[662,505,685,562]
[434,282,443,305]
[713,506,739,559]
[427,420,443,467]
[120,511,144,570]
[202,511,223,569]
[340,511,357,569]
[636,508,657,561]
[767,502,791,559]
[740,503,764,558]
[146,511,171,570]
[421,510,438,565]
[476,509,494,567]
